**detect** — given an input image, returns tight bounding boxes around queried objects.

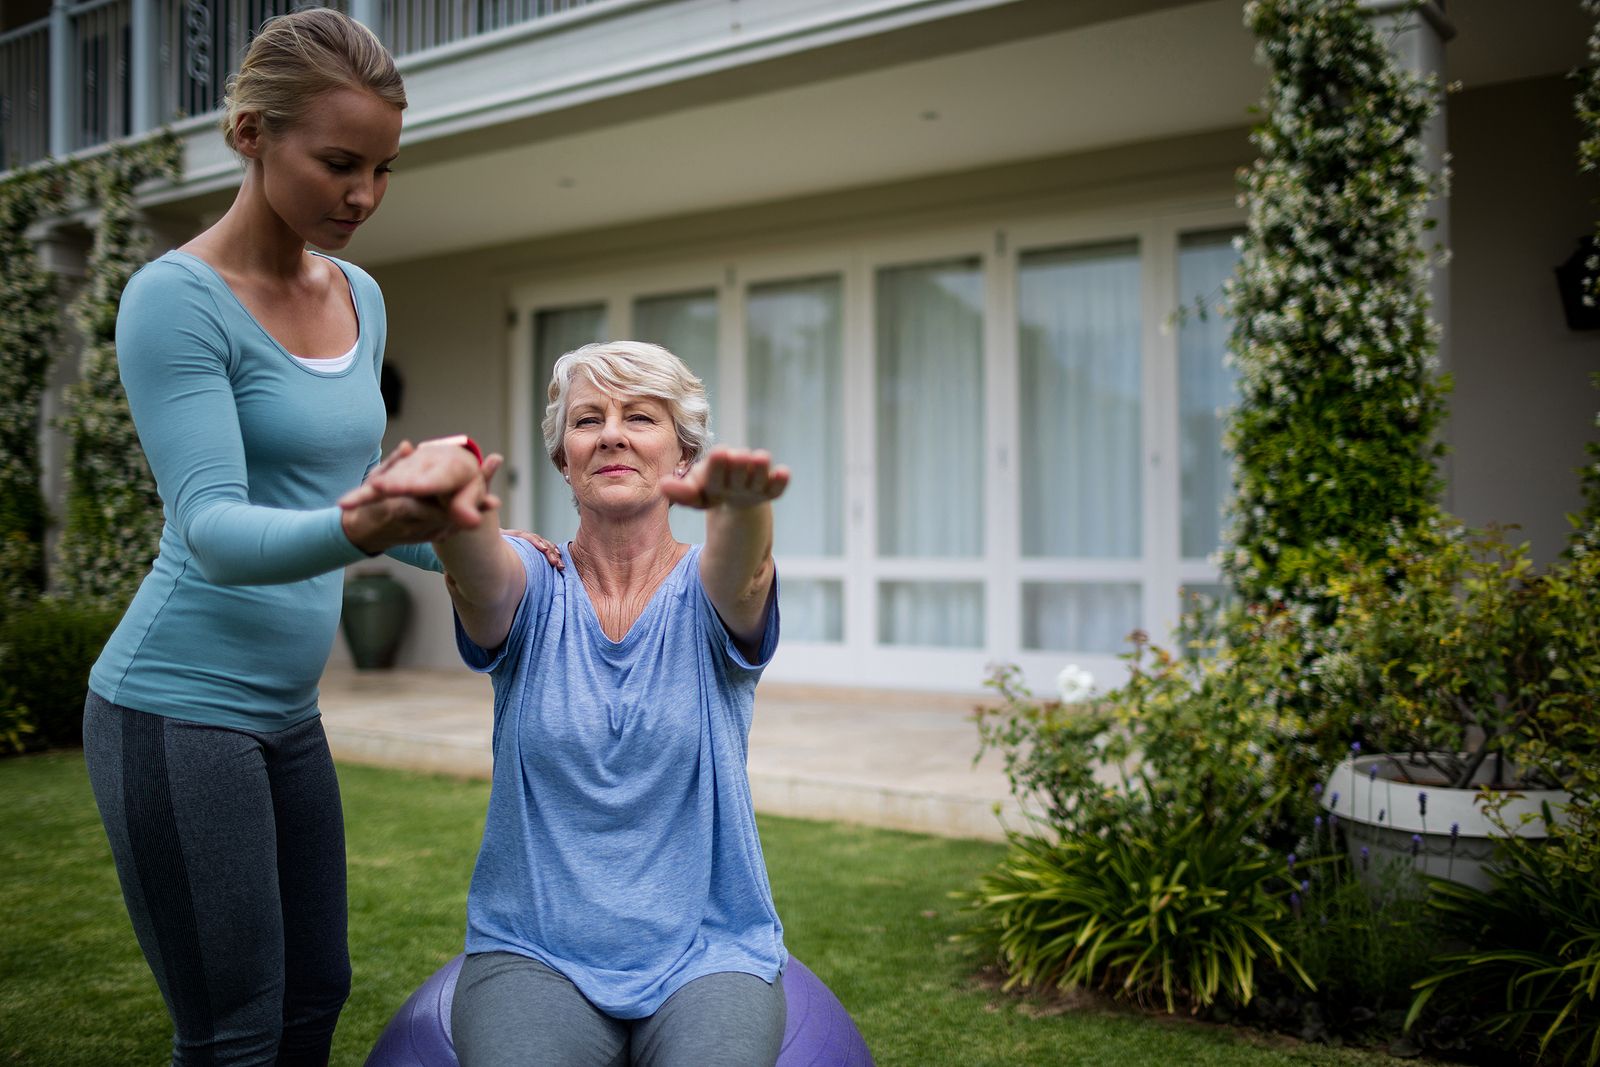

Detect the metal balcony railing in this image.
[0,0,601,173]
[0,19,51,170]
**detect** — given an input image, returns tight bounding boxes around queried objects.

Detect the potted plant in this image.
[1312,524,1590,888]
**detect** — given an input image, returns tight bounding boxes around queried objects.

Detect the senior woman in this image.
[348,340,791,1067]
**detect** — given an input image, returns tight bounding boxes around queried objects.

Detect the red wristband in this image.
[428,434,483,465]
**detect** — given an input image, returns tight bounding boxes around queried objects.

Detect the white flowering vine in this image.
[0,167,75,617]
[1225,0,1449,612]
[51,134,183,610]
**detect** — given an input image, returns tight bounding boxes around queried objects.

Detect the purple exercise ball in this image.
[365,954,873,1067]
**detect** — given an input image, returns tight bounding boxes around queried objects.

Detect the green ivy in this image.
[52,134,182,610]
[0,167,76,620]
[1574,2,1600,553]
[1226,0,1449,611]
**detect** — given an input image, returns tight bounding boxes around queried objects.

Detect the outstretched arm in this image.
[345,447,525,649]
[661,446,788,653]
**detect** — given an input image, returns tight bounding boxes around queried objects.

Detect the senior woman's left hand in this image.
[661,446,789,510]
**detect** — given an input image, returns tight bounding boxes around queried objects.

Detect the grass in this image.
[1,751,1411,1066]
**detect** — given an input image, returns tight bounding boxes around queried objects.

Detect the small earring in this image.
[563,473,571,483]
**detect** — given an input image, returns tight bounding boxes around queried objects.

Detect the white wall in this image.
[1445,75,1600,563]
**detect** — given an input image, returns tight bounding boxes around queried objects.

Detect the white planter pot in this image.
[1320,754,1571,891]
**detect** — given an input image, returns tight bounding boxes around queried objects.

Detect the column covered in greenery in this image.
[0,169,75,618]
[1575,0,1600,553]
[54,135,182,610]
[1225,0,1448,610]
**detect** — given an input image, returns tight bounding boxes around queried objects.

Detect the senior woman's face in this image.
[562,376,685,515]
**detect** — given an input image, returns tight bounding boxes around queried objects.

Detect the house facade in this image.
[3,0,1595,695]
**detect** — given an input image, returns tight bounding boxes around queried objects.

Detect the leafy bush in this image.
[1275,832,1440,1041]
[1317,523,1594,790]
[0,599,120,751]
[966,787,1309,1015]
[969,666,1315,1015]
[1409,824,1600,1067]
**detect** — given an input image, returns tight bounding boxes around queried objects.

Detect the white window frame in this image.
[503,198,1243,696]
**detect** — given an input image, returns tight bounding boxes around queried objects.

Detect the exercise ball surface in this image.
[365,954,873,1066]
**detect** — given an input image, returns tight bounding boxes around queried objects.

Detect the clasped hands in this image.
[338,438,789,556]
[337,438,562,561]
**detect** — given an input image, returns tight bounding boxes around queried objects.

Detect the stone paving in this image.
[317,665,1025,841]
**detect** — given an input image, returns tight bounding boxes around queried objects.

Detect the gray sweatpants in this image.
[452,951,785,1067]
[83,691,351,1067]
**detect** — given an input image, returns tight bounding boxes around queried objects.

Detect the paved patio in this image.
[317,665,1025,841]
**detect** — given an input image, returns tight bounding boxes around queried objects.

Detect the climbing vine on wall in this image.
[0,166,76,619]
[1225,0,1449,612]
[1573,0,1600,554]
[51,133,183,610]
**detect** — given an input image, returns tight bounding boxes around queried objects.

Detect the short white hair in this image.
[542,341,711,471]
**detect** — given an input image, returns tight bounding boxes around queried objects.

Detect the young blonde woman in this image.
[81,12,533,1064]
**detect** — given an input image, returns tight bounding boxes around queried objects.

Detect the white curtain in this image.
[533,304,607,544]
[1177,230,1243,560]
[634,290,718,545]
[878,581,984,648]
[1022,581,1141,654]
[1018,241,1142,560]
[746,277,844,558]
[783,579,843,643]
[871,258,986,647]
[875,259,985,557]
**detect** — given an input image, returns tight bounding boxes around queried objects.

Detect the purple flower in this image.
[1312,782,1323,797]
[1290,892,1302,917]
[1314,815,1323,831]
[1450,822,1460,840]
[1378,808,1386,823]
[1369,763,1378,781]
[1418,792,1428,817]
[1360,846,1370,871]
[1330,791,1340,811]
[1410,834,1422,857]
[1352,741,1362,754]
[1287,853,1297,871]
[1300,879,1310,894]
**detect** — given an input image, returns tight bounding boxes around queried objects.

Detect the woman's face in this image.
[561,376,686,518]
[243,86,402,251]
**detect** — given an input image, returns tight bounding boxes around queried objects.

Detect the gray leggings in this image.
[452,952,786,1067]
[83,691,351,1067]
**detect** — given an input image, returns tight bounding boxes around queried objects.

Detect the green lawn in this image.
[1,752,1407,1066]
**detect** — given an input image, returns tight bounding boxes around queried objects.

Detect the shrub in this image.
[969,666,1315,1014]
[1409,824,1600,1066]
[965,786,1310,1015]
[0,599,120,751]
[1277,833,1440,1042]
[1317,523,1593,790]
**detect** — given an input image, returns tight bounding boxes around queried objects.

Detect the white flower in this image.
[1056,664,1095,704]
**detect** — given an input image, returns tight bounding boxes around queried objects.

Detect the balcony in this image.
[1,0,602,172]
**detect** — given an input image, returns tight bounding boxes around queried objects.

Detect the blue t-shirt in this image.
[91,250,438,730]
[456,538,787,1018]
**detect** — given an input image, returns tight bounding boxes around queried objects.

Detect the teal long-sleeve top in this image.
[90,250,440,731]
